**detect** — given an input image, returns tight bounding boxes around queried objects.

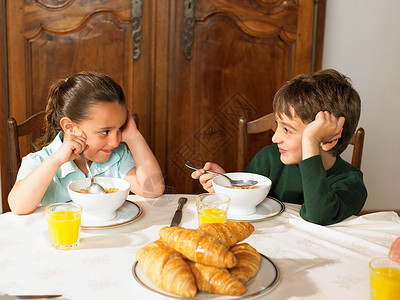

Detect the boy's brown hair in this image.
[273,69,361,156]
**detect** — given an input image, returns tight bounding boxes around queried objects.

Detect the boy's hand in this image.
[191,162,225,193]
[121,109,140,143]
[55,131,87,164]
[389,237,400,262]
[303,111,345,146]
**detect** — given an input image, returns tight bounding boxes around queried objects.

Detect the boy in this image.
[389,237,400,262]
[192,69,367,225]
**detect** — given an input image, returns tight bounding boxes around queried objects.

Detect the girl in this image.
[8,71,165,215]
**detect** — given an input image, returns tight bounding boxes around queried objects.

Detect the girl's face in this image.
[271,109,308,165]
[75,102,127,163]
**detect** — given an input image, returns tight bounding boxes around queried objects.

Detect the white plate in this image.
[132,253,279,299]
[228,197,285,222]
[81,200,142,229]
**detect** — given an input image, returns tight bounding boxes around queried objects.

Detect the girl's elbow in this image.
[9,202,36,215]
[11,209,33,215]
[8,194,37,215]
[154,185,165,197]
[145,175,165,198]
[143,184,165,198]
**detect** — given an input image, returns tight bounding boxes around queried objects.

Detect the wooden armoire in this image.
[0,0,326,212]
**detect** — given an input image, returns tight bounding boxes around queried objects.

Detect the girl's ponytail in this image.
[33,78,65,150]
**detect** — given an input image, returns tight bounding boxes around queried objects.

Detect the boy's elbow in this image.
[301,215,332,226]
[299,206,335,226]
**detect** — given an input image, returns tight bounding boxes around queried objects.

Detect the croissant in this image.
[159,226,237,268]
[229,243,261,283]
[189,261,246,296]
[136,240,197,298]
[198,221,255,247]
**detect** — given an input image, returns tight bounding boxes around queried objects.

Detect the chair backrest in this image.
[348,127,365,169]
[238,113,365,170]
[7,111,46,190]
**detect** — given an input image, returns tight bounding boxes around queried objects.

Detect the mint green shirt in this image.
[17,132,135,206]
[245,144,367,225]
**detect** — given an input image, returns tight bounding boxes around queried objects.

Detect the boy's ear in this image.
[320,139,339,151]
[60,117,75,134]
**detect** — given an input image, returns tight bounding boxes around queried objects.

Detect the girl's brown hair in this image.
[273,69,361,156]
[34,71,125,150]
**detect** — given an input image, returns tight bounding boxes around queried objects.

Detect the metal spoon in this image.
[80,152,106,194]
[184,161,258,187]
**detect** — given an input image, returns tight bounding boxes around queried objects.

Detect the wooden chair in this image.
[5,111,139,213]
[7,111,46,191]
[237,113,365,170]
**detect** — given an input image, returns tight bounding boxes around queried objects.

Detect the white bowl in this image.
[67,177,130,222]
[212,172,272,216]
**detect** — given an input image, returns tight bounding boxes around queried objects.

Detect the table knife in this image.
[170,197,187,227]
[0,296,62,299]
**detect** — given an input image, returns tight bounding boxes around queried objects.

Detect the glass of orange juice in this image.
[369,257,400,300]
[196,193,230,225]
[45,202,82,250]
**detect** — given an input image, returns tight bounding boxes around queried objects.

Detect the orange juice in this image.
[370,267,400,300]
[198,208,227,224]
[196,193,230,225]
[46,203,82,250]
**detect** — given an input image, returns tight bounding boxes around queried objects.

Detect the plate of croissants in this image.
[132,221,280,299]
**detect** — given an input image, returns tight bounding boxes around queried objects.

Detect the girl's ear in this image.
[320,139,339,152]
[60,117,75,134]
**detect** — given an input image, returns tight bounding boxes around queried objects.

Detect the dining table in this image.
[1,194,399,300]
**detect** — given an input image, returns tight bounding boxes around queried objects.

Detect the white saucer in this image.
[228,196,285,222]
[81,200,142,229]
[132,253,279,299]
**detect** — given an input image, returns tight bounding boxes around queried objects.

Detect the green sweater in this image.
[245,144,367,225]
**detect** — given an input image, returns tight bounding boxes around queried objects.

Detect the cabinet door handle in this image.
[183,0,195,60]
[131,0,143,60]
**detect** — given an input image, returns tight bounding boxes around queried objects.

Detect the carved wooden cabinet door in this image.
[161,0,325,193]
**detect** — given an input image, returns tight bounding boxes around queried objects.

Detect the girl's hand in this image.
[54,131,87,164]
[303,111,345,146]
[121,109,140,143]
[191,162,225,193]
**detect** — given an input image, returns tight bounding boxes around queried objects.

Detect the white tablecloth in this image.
[1,194,399,299]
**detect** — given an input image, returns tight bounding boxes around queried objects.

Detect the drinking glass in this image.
[196,193,230,225]
[369,257,400,300]
[45,202,82,250]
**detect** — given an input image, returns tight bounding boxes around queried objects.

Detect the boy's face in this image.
[75,102,127,163]
[272,109,308,165]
